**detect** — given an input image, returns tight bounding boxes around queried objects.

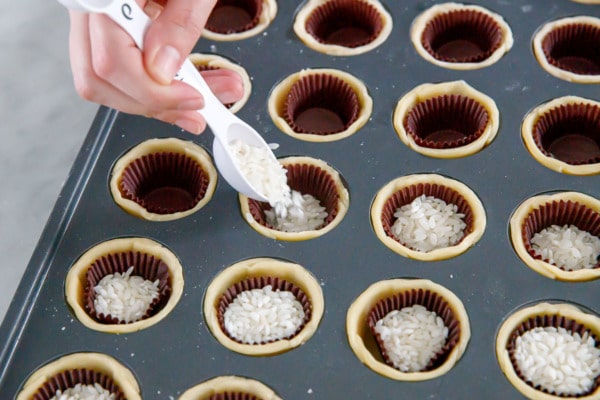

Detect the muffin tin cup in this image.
[109,138,218,221]
[393,80,499,158]
[370,174,486,261]
[203,0,278,41]
[533,16,600,83]
[496,302,600,400]
[203,258,324,356]
[16,352,141,400]
[346,278,470,381]
[268,68,373,142]
[509,191,600,282]
[65,237,184,333]
[410,2,514,70]
[293,0,393,56]
[522,96,600,175]
[179,375,282,400]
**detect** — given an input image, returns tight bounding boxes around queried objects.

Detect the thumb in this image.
[144,0,217,84]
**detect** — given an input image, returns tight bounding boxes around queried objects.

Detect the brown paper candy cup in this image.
[367,288,461,372]
[421,9,504,63]
[118,151,210,215]
[533,102,600,166]
[247,162,341,230]
[217,276,312,344]
[206,0,263,34]
[541,23,600,76]
[380,182,474,248]
[84,251,172,324]
[506,314,600,397]
[32,369,126,400]
[283,73,360,135]
[305,0,384,48]
[520,199,600,271]
[404,94,489,149]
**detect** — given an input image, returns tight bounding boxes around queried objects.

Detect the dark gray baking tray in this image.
[1,0,599,398]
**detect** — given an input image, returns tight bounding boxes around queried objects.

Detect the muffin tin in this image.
[1,1,599,399]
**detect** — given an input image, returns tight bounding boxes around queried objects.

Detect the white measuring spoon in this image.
[58,0,274,202]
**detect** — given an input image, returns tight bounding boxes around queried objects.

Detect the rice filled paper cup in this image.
[496,302,600,400]
[239,156,350,241]
[346,278,470,381]
[65,237,184,333]
[370,173,486,261]
[510,191,600,281]
[203,258,324,356]
[16,352,141,400]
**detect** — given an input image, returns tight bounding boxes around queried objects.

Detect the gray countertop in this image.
[0,1,96,323]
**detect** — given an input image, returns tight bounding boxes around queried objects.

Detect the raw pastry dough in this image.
[533,16,600,83]
[268,68,372,142]
[110,138,217,221]
[410,2,513,70]
[393,80,499,158]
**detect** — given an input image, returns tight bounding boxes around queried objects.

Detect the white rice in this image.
[391,194,466,252]
[223,285,305,344]
[265,189,328,232]
[228,139,290,204]
[229,139,329,232]
[374,304,448,372]
[94,266,159,323]
[514,326,600,396]
[531,224,600,271]
[50,383,114,400]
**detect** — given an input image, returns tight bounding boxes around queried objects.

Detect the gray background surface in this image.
[0,1,96,323]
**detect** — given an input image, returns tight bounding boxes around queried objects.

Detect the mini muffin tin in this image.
[1,1,599,399]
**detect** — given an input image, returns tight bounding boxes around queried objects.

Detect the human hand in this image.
[67,0,244,134]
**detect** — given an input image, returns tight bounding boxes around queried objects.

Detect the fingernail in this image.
[153,45,181,83]
[218,89,241,105]
[175,118,201,134]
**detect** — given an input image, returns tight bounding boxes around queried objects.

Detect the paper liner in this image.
[532,102,600,165]
[216,276,312,345]
[541,23,600,76]
[380,183,474,247]
[366,288,461,372]
[520,200,600,271]
[404,94,489,149]
[506,314,600,397]
[84,251,172,324]
[208,394,261,400]
[118,152,209,215]
[205,0,263,34]
[32,369,125,400]
[247,163,340,229]
[283,73,359,135]
[421,9,504,63]
[304,0,384,48]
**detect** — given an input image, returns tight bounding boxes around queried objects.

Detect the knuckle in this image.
[91,48,118,81]
[73,71,98,102]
